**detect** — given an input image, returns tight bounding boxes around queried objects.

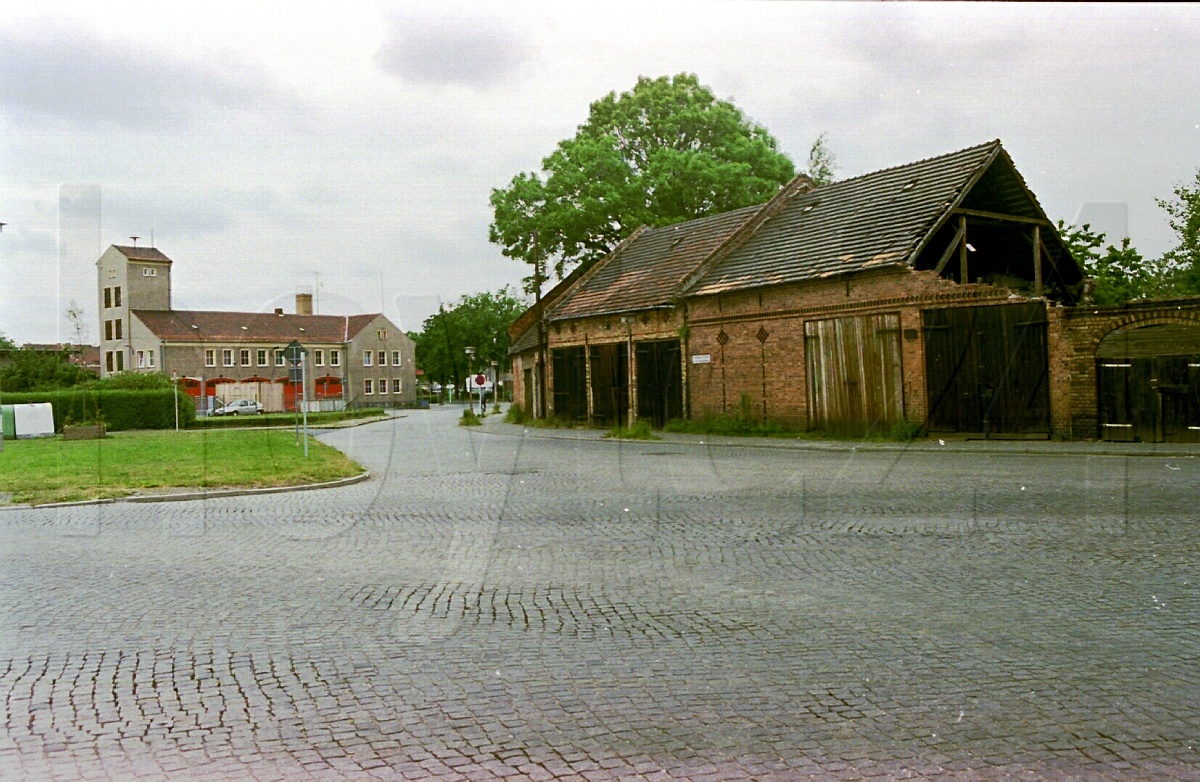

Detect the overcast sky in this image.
[2,1,1198,345]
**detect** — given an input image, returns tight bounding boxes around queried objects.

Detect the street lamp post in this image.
[464,346,475,414]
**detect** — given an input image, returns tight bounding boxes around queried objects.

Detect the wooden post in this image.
[958,215,968,284]
[584,334,593,427]
[1032,224,1043,297]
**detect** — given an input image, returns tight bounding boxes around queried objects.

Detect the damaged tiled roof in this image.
[111,245,173,263]
[685,141,1001,296]
[548,205,762,321]
[133,310,380,343]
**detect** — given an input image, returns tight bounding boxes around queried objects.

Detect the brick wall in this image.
[684,267,1014,430]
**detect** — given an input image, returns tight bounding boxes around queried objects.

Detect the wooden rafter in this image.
[953,207,1048,226]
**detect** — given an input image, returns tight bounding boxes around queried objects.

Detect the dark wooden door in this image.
[635,339,682,428]
[551,347,587,422]
[523,368,533,413]
[804,313,904,436]
[923,303,1050,434]
[1098,356,1200,443]
[589,342,628,427]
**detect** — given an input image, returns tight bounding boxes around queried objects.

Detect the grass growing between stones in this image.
[0,429,363,506]
[604,420,661,440]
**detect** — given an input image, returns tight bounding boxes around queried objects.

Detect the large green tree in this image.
[411,288,527,388]
[1157,168,1200,294]
[490,73,812,286]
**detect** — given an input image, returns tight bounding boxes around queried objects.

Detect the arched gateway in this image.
[1097,323,1200,442]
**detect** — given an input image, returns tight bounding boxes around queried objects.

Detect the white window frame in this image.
[314,349,324,366]
[257,349,267,366]
[223,349,234,367]
[392,378,402,394]
[363,379,373,395]
[330,350,340,367]
[391,350,401,366]
[378,377,388,395]
[205,349,215,367]
[147,350,155,368]
[275,349,285,367]
[240,349,251,366]
[363,350,372,366]
[377,350,386,366]
[136,350,145,368]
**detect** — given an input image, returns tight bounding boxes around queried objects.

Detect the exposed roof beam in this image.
[932,222,966,276]
[953,207,1048,226]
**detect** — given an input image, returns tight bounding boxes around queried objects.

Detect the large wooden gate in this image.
[1097,324,1200,442]
[804,313,904,436]
[589,342,628,428]
[923,303,1050,434]
[635,339,682,428]
[551,347,587,422]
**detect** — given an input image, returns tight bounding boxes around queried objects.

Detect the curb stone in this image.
[0,471,371,511]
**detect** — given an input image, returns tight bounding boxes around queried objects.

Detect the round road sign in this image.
[475,374,487,386]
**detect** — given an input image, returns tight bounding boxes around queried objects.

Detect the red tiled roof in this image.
[548,206,762,321]
[112,245,173,263]
[132,310,380,344]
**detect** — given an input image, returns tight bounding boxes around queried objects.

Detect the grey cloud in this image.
[0,21,302,129]
[374,17,534,88]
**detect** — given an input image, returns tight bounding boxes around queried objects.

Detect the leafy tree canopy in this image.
[490,73,823,286]
[411,288,527,388]
[0,347,96,392]
[0,332,15,350]
[1158,168,1200,290]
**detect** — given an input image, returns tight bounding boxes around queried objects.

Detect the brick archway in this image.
[1089,312,1200,356]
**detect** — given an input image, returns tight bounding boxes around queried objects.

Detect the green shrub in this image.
[2,389,196,431]
[459,408,482,426]
[189,408,385,429]
[605,420,660,440]
[887,419,926,442]
[81,372,174,390]
[504,403,528,424]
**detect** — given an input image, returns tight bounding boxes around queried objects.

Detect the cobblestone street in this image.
[2,407,1199,780]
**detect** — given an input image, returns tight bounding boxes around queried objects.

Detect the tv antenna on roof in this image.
[0,222,7,232]
[130,235,140,246]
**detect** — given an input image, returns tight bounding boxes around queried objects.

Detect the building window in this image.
[114,319,122,339]
[379,377,388,394]
[257,349,267,366]
[392,378,402,394]
[223,349,234,367]
[314,349,324,366]
[142,267,157,277]
[377,329,387,340]
[205,349,215,367]
[115,351,124,371]
[114,287,122,306]
[104,288,112,308]
[240,349,251,366]
[377,350,387,366]
[136,350,145,368]
[274,349,285,366]
[104,320,113,341]
[363,350,372,366]
[330,350,340,366]
[107,268,116,279]
[391,350,401,366]
[105,351,114,372]
[364,379,373,395]
[147,350,155,368]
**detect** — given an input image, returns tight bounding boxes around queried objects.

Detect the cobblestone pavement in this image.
[3,407,1199,780]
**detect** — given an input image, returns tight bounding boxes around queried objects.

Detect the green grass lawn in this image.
[189,407,387,429]
[0,430,364,506]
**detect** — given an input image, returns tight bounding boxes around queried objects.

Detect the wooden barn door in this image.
[635,339,682,428]
[589,342,628,428]
[1096,324,1200,442]
[804,313,904,436]
[551,347,587,422]
[923,303,1049,435]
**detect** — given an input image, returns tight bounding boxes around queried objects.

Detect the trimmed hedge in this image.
[1,389,196,432]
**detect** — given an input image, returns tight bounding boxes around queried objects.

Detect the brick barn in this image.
[509,140,1200,441]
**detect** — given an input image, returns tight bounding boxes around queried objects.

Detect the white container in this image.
[14,403,56,439]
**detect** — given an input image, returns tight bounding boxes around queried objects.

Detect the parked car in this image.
[213,399,264,416]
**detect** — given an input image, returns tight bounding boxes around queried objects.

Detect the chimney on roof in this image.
[295,293,313,316]
[274,307,284,315]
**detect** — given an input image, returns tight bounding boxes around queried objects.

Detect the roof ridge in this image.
[807,139,1000,193]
